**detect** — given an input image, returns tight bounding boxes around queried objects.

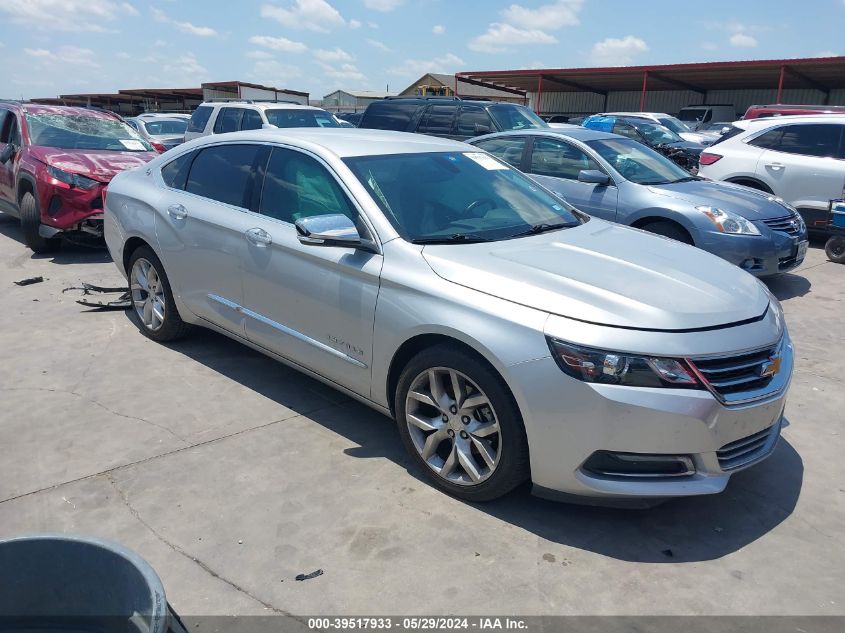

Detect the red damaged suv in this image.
[0,103,157,253]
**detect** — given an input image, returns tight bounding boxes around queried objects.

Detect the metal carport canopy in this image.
[457,56,845,111]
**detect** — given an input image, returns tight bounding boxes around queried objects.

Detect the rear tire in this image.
[20,192,61,254]
[127,245,192,342]
[729,178,772,194]
[394,344,530,501]
[825,236,845,264]
[639,220,694,245]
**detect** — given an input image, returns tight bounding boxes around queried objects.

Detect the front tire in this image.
[128,246,191,342]
[825,236,845,264]
[640,220,694,245]
[20,192,61,254]
[395,345,530,501]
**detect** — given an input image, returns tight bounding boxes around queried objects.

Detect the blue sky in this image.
[1,0,843,100]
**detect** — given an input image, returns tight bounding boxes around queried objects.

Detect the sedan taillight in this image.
[151,141,167,153]
[699,152,723,166]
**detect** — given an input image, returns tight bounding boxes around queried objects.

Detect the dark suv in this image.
[358,97,548,141]
[0,102,156,253]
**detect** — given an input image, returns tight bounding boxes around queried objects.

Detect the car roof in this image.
[473,127,619,143]
[185,128,471,158]
[736,114,845,129]
[200,101,322,111]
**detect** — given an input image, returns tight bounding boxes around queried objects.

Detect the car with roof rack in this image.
[358,96,548,141]
[184,99,339,142]
[103,127,792,502]
[0,101,157,253]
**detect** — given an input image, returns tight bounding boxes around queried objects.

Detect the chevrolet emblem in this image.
[760,356,782,378]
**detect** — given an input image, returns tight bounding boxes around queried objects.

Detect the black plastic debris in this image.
[14,276,44,286]
[661,548,674,558]
[62,283,131,310]
[295,569,324,581]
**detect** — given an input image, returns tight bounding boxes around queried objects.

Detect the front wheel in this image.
[128,246,192,342]
[395,345,530,501]
[639,220,694,245]
[20,192,61,254]
[825,235,845,264]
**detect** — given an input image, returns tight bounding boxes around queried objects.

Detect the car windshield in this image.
[344,151,584,243]
[25,113,153,152]
[587,138,692,185]
[657,117,690,134]
[142,119,188,136]
[632,121,683,145]
[488,105,548,131]
[265,109,340,128]
[678,109,706,122]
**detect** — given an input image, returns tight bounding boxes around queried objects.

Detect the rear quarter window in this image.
[161,150,196,190]
[359,101,421,132]
[187,106,213,133]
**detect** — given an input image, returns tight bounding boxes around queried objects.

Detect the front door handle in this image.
[765,162,785,171]
[167,203,187,219]
[245,227,272,247]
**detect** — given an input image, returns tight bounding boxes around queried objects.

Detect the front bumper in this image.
[36,176,107,232]
[508,335,792,500]
[696,227,808,276]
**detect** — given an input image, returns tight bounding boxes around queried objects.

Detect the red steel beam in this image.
[776,65,785,103]
[639,70,648,111]
[536,75,543,114]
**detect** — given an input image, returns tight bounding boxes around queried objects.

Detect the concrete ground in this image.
[0,214,843,617]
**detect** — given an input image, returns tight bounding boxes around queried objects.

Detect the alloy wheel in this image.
[130,258,166,332]
[405,367,501,485]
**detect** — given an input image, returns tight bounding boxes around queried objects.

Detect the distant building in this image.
[398,73,526,104]
[322,90,395,112]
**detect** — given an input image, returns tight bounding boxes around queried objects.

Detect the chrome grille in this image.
[691,345,777,396]
[717,422,780,471]
[761,213,802,237]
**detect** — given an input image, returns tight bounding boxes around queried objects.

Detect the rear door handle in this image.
[765,162,785,171]
[245,227,272,247]
[167,203,187,219]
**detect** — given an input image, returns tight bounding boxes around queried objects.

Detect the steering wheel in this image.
[464,198,497,216]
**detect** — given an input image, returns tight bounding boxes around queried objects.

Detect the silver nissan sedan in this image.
[104,128,792,503]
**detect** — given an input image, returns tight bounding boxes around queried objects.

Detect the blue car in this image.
[471,127,809,276]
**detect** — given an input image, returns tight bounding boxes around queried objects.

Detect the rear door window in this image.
[753,124,842,158]
[529,137,601,180]
[213,108,243,134]
[187,106,213,133]
[185,144,263,208]
[456,106,494,137]
[417,104,458,136]
[240,109,263,131]
[472,136,527,168]
[360,101,420,132]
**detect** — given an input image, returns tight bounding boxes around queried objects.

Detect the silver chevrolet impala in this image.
[104,129,792,503]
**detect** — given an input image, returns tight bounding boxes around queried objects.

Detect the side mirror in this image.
[578,169,610,185]
[295,214,372,251]
[0,144,17,164]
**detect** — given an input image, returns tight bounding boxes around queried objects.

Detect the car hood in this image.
[663,140,705,153]
[647,179,791,220]
[421,220,769,331]
[30,146,157,182]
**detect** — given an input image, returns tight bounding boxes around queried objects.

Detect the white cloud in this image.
[252,60,303,86]
[367,38,390,51]
[469,23,557,53]
[318,62,365,82]
[121,2,139,16]
[117,51,131,59]
[249,35,307,53]
[26,45,99,67]
[261,0,346,32]
[246,50,274,59]
[364,0,404,11]
[701,41,718,51]
[314,47,353,62]
[729,32,757,47]
[151,7,216,37]
[816,50,839,57]
[349,18,362,28]
[432,25,445,35]
[387,52,464,77]
[501,0,582,30]
[469,1,582,53]
[589,35,648,66]
[164,53,207,77]
[0,0,130,31]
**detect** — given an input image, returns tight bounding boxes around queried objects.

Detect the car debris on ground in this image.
[62,283,131,310]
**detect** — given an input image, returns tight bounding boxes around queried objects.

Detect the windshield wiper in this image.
[411,233,491,245]
[507,222,577,239]
[668,176,701,183]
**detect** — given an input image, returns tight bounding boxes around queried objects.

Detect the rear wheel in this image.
[825,236,845,264]
[19,192,61,254]
[728,178,772,194]
[128,246,192,342]
[395,345,530,501]
[639,220,694,245]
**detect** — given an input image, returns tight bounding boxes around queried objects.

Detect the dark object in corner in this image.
[295,569,324,581]
[14,276,44,286]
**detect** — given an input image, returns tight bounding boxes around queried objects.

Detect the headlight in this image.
[547,338,700,389]
[695,206,760,235]
[47,165,99,190]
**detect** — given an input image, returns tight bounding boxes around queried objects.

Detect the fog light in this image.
[583,451,695,478]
